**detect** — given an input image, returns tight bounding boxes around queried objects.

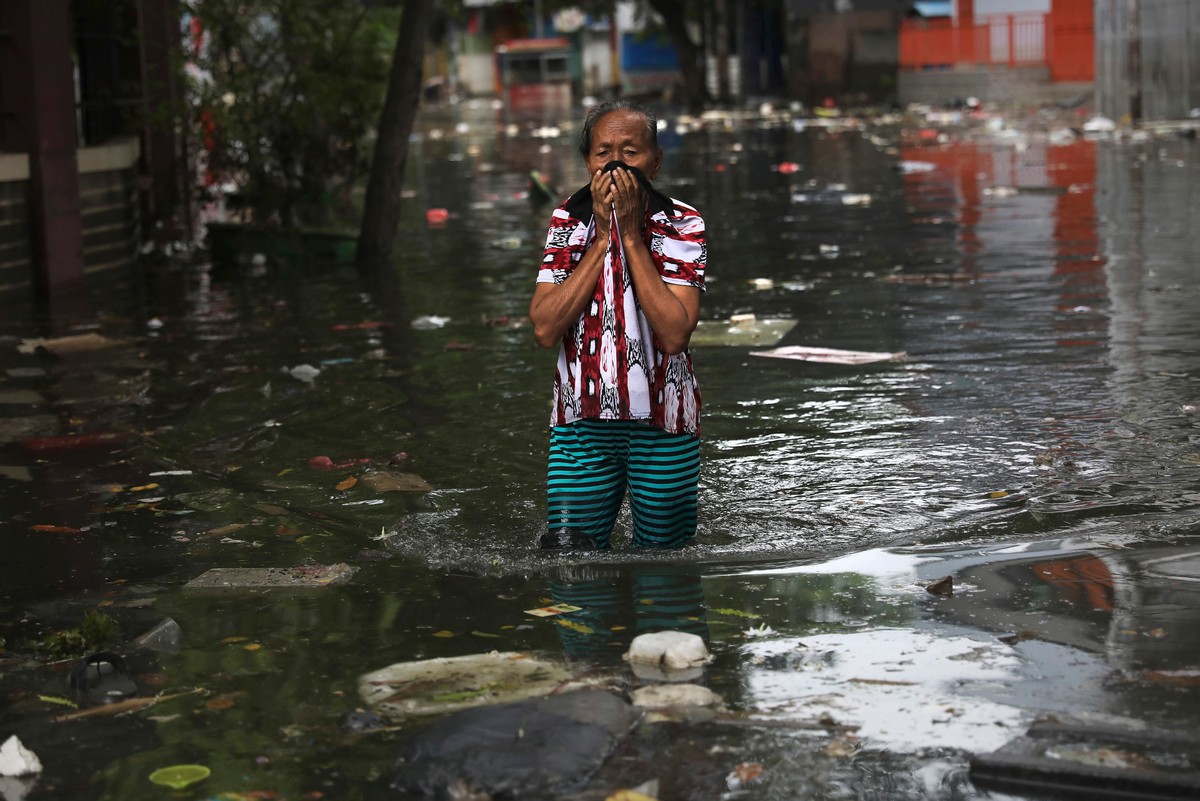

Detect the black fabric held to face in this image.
[564,160,675,222]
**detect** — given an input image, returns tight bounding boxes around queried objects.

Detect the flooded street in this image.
[2,102,1199,800]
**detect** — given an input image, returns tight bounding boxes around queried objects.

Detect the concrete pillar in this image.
[10,0,86,305]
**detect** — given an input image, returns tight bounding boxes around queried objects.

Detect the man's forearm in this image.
[622,235,698,354]
[529,240,607,348]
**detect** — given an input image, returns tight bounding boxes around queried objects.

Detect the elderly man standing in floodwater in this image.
[529,100,707,551]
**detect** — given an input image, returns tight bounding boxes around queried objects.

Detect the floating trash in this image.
[0,736,42,777]
[1082,116,1117,134]
[690,315,798,348]
[791,190,872,205]
[896,161,936,174]
[411,315,450,330]
[750,346,906,365]
[285,364,320,383]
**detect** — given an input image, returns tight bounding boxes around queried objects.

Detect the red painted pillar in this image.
[957,0,974,27]
[10,0,86,306]
[956,0,976,64]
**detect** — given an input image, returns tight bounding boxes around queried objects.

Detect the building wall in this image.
[1095,0,1200,120]
[0,173,30,296]
[806,10,901,104]
[580,30,616,96]
[0,139,140,300]
[898,65,1091,106]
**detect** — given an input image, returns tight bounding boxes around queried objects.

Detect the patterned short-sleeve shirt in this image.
[536,195,707,437]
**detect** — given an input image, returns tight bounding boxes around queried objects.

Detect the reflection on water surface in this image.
[1,104,1198,800]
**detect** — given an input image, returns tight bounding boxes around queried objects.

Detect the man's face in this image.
[584,110,663,180]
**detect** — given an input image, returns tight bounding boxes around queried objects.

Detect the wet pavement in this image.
[1,100,1199,801]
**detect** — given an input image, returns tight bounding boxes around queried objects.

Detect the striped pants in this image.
[546,420,700,549]
[551,571,709,659]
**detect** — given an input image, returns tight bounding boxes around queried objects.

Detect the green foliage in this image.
[186,0,400,228]
[41,610,121,658]
[80,609,121,648]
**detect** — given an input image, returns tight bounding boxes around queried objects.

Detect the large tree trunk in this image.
[646,0,709,112]
[356,0,433,272]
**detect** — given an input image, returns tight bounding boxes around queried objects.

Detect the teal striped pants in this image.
[546,420,700,549]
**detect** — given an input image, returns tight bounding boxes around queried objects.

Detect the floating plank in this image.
[750,346,905,365]
[971,722,1200,800]
[184,563,356,589]
[358,651,572,721]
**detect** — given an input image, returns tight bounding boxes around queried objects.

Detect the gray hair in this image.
[578,99,659,158]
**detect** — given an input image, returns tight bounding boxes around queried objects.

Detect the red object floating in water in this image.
[425,208,449,226]
[715,164,726,172]
[776,162,800,174]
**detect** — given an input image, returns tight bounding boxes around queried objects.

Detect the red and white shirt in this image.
[536,195,706,437]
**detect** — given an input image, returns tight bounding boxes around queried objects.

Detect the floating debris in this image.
[750,346,906,365]
[184,563,357,589]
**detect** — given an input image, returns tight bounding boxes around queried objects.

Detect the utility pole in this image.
[716,0,730,102]
[1127,0,1142,123]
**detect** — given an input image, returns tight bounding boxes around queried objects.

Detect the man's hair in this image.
[578,99,659,158]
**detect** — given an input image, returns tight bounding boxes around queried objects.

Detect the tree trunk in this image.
[646,0,709,112]
[356,0,433,272]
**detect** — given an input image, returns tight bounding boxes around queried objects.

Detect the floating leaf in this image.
[712,608,762,619]
[206,694,238,710]
[556,618,594,635]
[335,476,358,491]
[990,490,1009,499]
[243,642,262,651]
[31,524,82,533]
[37,694,78,708]
[357,471,432,493]
[129,483,160,492]
[432,630,455,638]
[734,762,764,782]
[149,764,211,790]
[220,636,249,644]
[204,523,248,538]
[471,630,501,639]
[824,737,858,757]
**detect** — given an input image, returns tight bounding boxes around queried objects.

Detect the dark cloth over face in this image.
[564,160,675,222]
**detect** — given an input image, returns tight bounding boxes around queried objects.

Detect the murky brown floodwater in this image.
[1,102,1198,801]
